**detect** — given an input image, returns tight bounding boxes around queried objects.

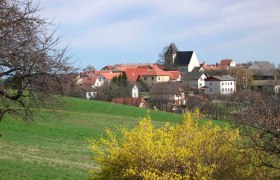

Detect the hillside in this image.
[0,97,226,179]
[0,97,181,179]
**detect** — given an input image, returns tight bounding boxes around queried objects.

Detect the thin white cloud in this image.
[35,0,280,67]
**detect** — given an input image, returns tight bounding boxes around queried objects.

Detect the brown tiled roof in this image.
[111,97,148,108]
[82,77,97,85]
[149,82,185,94]
[219,59,233,66]
[81,84,96,92]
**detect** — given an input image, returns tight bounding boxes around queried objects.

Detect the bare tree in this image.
[83,65,95,72]
[156,46,168,65]
[227,67,253,90]
[0,0,74,121]
[232,91,280,170]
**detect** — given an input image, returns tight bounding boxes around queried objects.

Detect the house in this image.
[139,67,170,88]
[114,63,161,71]
[204,75,236,95]
[167,71,182,82]
[81,84,97,99]
[192,66,204,72]
[248,61,280,94]
[219,59,236,68]
[111,97,149,108]
[99,71,122,82]
[125,67,150,82]
[164,43,200,72]
[149,82,186,109]
[183,72,207,89]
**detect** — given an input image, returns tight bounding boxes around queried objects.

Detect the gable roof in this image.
[219,59,233,66]
[82,77,97,85]
[111,97,148,108]
[81,84,96,92]
[125,67,150,82]
[149,82,185,94]
[167,71,181,80]
[249,61,278,76]
[141,67,170,76]
[184,72,206,80]
[205,75,236,81]
[165,43,178,54]
[100,72,122,80]
[174,51,194,65]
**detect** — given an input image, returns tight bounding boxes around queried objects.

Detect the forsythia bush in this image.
[88,110,267,179]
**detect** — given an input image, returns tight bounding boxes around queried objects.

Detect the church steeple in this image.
[164,43,178,70]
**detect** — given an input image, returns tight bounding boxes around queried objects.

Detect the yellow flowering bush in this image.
[88,110,266,179]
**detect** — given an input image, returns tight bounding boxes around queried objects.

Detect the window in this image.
[231,82,232,85]
[144,77,147,80]
[210,88,212,92]
[199,83,202,87]
[158,77,160,80]
[151,77,154,80]
[222,83,224,85]
[222,88,224,92]
[210,82,212,86]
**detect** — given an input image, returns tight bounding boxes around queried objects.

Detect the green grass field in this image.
[0,97,227,179]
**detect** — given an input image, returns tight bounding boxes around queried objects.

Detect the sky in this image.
[35,0,280,70]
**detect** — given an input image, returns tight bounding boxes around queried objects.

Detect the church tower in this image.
[164,43,178,70]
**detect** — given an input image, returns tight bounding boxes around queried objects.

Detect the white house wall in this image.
[188,51,200,72]
[132,85,139,98]
[205,80,235,95]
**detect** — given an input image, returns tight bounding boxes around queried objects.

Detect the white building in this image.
[204,76,236,95]
[164,43,200,72]
[183,72,207,89]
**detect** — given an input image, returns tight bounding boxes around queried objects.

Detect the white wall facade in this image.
[230,61,236,67]
[188,52,200,72]
[132,85,139,98]
[185,74,207,89]
[205,80,235,95]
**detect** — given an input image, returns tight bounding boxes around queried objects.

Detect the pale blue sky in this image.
[36,0,280,69]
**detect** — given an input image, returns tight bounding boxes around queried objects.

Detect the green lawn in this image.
[0,97,227,179]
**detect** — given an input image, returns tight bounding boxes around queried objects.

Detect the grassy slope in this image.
[0,97,226,179]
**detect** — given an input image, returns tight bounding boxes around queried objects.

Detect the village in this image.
[77,43,280,113]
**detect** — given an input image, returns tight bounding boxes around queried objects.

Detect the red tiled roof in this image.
[100,72,121,80]
[125,67,150,82]
[114,63,162,71]
[82,77,97,85]
[141,67,170,76]
[167,71,181,80]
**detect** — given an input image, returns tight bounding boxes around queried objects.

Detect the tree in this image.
[232,91,280,171]
[156,46,168,65]
[83,65,95,72]
[0,0,74,121]
[227,67,253,90]
[88,110,273,179]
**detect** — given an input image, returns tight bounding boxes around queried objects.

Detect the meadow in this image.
[0,97,226,179]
